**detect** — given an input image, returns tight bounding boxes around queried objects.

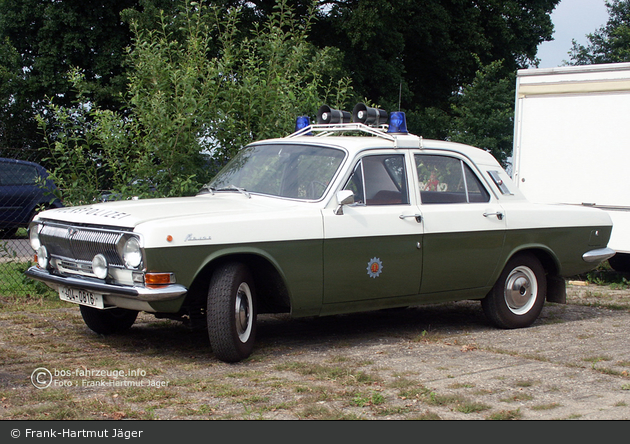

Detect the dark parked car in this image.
[0,158,62,237]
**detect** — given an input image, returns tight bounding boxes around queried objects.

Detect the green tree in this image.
[2,0,560,154]
[221,1,557,112]
[40,0,352,204]
[448,59,516,166]
[0,0,140,153]
[569,0,630,64]
[0,37,27,155]
[212,0,558,142]
[307,0,557,127]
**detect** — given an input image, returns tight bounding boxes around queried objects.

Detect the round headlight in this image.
[123,237,142,269]
[92,254,108,280]
[36,245,48,269]
[29,224,41,250]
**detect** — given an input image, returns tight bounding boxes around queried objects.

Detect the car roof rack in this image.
[287,122,396,141]
[286,122,424,149]
[285,104,423,148]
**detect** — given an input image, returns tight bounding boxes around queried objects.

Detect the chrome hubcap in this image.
[235,282,253,342]
[504,266,537,315]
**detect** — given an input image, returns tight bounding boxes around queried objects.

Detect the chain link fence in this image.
[0,147,58,296]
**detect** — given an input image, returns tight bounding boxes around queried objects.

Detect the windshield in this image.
[205,144,346,200]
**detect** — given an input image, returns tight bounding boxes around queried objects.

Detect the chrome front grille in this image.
[39,223,125,267]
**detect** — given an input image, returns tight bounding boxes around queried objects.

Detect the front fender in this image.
[143,239,324,317]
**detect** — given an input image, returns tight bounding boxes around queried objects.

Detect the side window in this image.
[344,162,364,203]
[465,165,490,202]
[415,154,489,204]
[343,154,409,205]
[0,163,39,186]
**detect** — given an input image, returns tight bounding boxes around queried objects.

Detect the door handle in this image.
[399,214,422,223]
[483,211,504,220]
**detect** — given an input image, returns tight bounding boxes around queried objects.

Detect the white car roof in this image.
[258,128,502,170]
[253,123,523,202]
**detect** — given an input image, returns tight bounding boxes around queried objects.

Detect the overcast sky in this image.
[536,0,611,68]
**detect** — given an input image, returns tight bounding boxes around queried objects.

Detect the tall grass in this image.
[0,260,55,297]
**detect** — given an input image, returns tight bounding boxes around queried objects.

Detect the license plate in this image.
[59,286,104,309]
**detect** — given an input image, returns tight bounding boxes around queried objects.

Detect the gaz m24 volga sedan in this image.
[26,104,615,362]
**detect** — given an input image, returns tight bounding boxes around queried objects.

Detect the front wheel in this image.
[482,252,546,329]
[207,262,257,363]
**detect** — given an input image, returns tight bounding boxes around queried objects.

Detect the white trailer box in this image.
[512,62,630,271]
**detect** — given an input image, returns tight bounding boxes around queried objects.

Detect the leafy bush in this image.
[38,0,353,205]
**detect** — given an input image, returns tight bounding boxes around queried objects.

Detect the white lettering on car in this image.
[54,207,131,219]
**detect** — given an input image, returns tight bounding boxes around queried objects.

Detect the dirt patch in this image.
[0,281,629,420]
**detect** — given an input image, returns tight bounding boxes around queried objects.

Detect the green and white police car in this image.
[26,104,615,362]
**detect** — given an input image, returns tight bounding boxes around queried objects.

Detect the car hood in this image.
[34,194,303,228]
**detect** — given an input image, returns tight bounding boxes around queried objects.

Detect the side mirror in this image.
[334,190,354,215]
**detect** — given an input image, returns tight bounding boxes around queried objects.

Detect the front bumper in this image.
[25,266,187,312]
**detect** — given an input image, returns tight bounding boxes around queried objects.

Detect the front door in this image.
[322,153,423,304]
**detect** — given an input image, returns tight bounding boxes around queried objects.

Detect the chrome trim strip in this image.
[582,247,616,263]
[25,266,187,302]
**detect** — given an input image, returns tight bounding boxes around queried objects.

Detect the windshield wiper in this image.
[214,185,251,199]
[198,184,215,195]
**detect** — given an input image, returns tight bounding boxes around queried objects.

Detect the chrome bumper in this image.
[582,247,616,263]
[25,266,187,302]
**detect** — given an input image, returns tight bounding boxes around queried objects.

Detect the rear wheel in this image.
[207,262,257,363]
[482,252,546,329]
[79,306,138,335]
[608,253,630,273]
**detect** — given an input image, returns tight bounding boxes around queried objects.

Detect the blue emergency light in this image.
[387,111,408,134]
[295,116,311,132]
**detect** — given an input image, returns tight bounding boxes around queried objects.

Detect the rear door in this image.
[414,153,507,294]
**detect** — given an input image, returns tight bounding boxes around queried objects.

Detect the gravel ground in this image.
[0,280,629,420]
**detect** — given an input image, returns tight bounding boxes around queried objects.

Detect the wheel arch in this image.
[185,248,292,317]
[497,245,565,304]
